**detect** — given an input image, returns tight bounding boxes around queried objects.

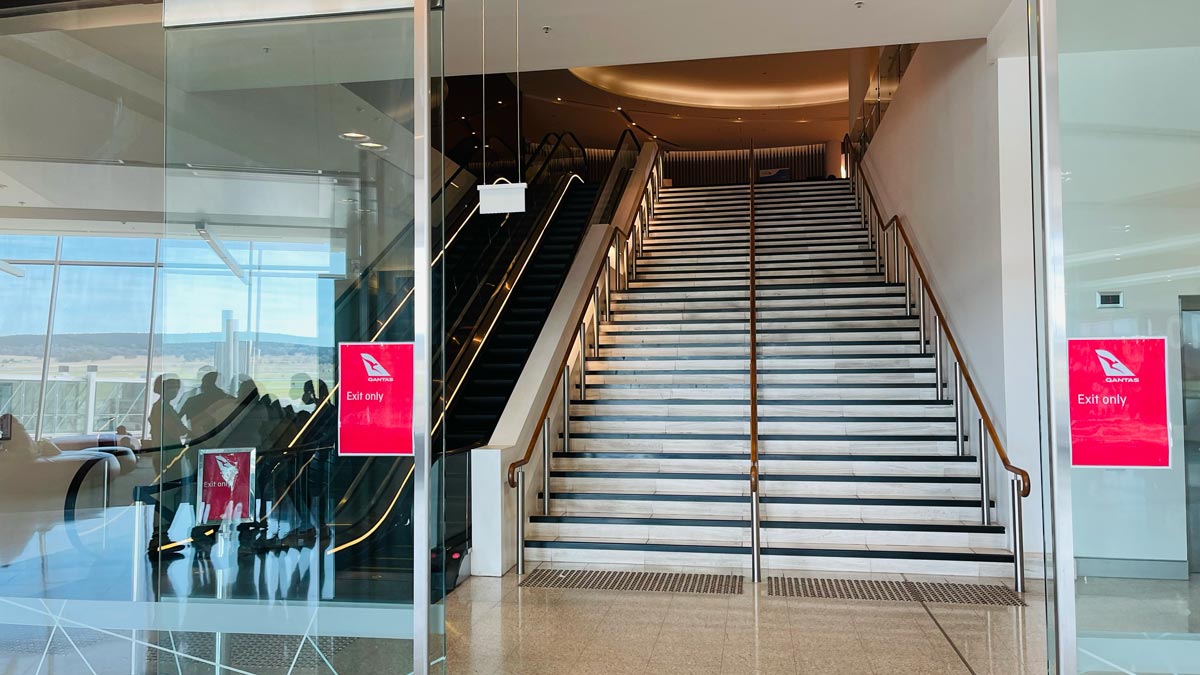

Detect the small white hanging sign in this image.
[478,182,527,214]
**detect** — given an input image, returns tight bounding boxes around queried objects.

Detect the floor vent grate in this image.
[767,577,1024,606]
[520,568,744,594]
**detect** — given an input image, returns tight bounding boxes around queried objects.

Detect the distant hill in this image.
[0,332,327,362]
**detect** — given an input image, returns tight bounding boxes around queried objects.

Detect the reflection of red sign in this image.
[338,342,414,456]
[198,448,255,523]
[1068,338,1170,468]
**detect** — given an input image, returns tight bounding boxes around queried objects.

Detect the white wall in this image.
[863,37,1045,552]
[863,39,1006,420]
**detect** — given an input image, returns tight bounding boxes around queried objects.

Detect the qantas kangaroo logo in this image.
[360,352,394,382]
[1096,349,1138,381]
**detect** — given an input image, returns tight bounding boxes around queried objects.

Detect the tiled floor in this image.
[443,564,1049,675]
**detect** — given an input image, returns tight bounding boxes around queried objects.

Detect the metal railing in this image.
[842,135,1030,592]
[506,137,662,574]
[748,142,762,583]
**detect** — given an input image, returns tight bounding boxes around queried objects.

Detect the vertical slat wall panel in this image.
[661,144,827,187]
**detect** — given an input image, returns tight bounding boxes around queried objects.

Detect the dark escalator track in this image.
[445,181,600,449]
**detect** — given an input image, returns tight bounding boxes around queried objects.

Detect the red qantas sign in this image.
[198,448,254,524]
[338,342,415,456]
[1067,337,1170,468]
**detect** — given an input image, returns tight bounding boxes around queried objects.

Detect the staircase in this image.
[524,179,1015,577]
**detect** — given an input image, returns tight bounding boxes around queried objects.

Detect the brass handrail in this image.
[842,134,1027,592]
[748,142,762,582]
[841,134,1030,498]
[880,213,1031,497]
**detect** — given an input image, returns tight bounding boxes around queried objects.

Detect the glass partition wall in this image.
[1038,0,1200,672]
[0,2,445,673]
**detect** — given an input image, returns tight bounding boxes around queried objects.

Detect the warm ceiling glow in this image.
[570,66,847,110]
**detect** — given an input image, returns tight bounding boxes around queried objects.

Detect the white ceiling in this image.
[444,0,1012,76]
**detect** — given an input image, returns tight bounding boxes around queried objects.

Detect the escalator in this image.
[444,180,599,448]
[134,131,618,605]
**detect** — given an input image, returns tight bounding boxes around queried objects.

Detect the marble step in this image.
[634,251,877,267]
[611,292,906,311]
[641,239,872,256]
[526,514,1007,549]
[649,213,865,231]
[569,399,953,417]
[598,330,920,346]
[658,181,851,198]
[655,191,855,208]
[613,281,905,301]
[552,452,975,476]
[581,373,936,387]
[567,414,951,432]
[597,343,925,358]
[584,355,933,370]
[609,307,911,322]
[559,436,958,454]
[601,315,917,331]
[523,537,1012,576]
[646,220,863,236]
[535,491,992,522]
[549,470,978,496]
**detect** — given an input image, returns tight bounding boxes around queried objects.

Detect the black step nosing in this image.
[584,368,934,375]
[613,293,905,305]
[570,413,949,421]
[580,382,937,390]
[606,316,917,326]
[551,471,976,484]
[528,514,1004,534]
[523,539,1012,562]
[612,302,906,312]
[602,327,916,337]
[600,339,921,347]
[548,492,988,506]
[623,281,905,293]
[592,353,932,361]
[560,432,955,441]
[571,398,952,405]
[553,451,973,462]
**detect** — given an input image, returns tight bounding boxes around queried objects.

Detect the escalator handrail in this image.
[434,172,585,433]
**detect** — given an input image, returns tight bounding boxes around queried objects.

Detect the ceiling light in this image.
[357,141,387,151]
[616,106,622,111]
[652,135,658,139]
[339,131,370,141]
[631,122,637,126]
[556,97,563,101]
[497,100,503,105]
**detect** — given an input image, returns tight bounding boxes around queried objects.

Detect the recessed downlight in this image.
[357,141,387,151]
[339,131,370,141]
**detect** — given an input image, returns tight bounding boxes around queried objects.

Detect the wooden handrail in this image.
[748,142,759,494]
[506,143,662,488]
[841,134,1031,498]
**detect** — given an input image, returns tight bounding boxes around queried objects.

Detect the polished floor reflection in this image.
[445,565,1048,675]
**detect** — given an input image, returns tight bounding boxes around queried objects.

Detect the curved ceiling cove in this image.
[568,64,848,110]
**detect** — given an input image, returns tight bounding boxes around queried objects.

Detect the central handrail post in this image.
[953,362,965,457]
[541,417,551,516]
[579,323,588,400]
[516,468,526,575]
[979,418,990,525]
[748,141,762,583]
[561,365,571,453]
